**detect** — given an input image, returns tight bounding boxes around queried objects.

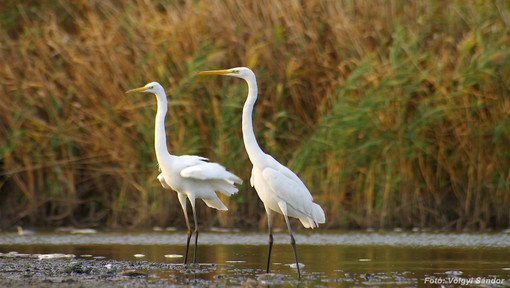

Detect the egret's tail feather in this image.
[298,217,314,228]
[313,202,326,224]
[312,203,326,227]
[227,173,243,185]
[202,197,228,211]
[299,202,326,229]
[210,179,240,196]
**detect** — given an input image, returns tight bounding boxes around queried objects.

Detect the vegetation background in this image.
[1,0,509,230]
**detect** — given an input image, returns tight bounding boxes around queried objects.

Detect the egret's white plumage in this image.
[199,68,325,279]
[126,82,242,264]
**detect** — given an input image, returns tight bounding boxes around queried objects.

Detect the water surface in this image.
[1,229,509,287]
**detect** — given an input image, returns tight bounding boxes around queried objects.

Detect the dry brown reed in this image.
[0,0,509,230]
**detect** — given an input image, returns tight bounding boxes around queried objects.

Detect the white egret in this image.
[126,82,242,265]
[199,68,325,279]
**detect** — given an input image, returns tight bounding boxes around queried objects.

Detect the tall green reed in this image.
[0,0,508,229]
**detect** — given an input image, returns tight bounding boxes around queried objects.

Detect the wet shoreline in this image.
[0,257,174,288]
[2,252,509,287]
[2,230,509,287]
[0,256,268,288]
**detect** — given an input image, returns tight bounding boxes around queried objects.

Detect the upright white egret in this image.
[199,68,325,279]
[126,82,242,265]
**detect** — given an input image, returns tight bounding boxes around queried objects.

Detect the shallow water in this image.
[1,229,509,287]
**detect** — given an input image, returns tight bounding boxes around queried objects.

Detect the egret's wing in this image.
[262,163,325,227]
[181,162,242,183]
[261,165,313,214]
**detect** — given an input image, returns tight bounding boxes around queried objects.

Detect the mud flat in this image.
[0,255,263,288]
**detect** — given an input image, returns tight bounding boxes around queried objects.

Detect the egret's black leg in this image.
[284,214,301,280]
[191,202,199,264]
[184,224,192,265]
[178,194,191,265]
[265,207,273,273]
[277,201,301,279]
[267,233,274,273]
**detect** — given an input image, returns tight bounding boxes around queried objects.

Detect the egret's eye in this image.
[232,70,240,74]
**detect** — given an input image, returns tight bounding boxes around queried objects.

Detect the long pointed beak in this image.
[125,86,148,94]
[198,69,233,75]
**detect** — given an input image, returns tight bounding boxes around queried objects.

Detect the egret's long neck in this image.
[154,92,171,161]
[242,76,266,165]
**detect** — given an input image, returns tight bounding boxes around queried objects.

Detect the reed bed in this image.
[1,0,509,229]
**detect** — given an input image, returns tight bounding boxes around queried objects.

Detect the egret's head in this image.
[125,82,165,95]
[198,67,255,80]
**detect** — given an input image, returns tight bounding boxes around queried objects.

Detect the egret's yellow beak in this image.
[125,86,148,94]
[198,69,233,75]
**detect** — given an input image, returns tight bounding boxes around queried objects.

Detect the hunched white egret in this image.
[126,82,242,265]
[199,68,325,279]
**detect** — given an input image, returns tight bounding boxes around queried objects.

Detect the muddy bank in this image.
[0,256,261,288]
